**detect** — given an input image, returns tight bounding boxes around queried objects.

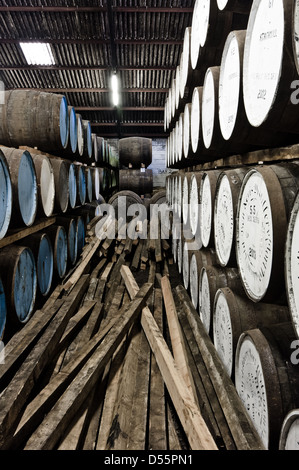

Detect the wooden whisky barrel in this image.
[76,114,84,158]
[0,245,37,325]
[189,172,204,238]
[68,106,78,155]
[219,29,289,150]
[189,248,217,310]
[0,90,69,153]
[31,153,55,218]
[75,164,86,207]
[90,167,100,201]
[1,147,37,228]
[200,170,222,248]
[119,169,153,195]
[20,232,53,297]
[82,120,93,162]
[202,66,228,155]
[279,409,299,450]
[285,189,299,340]
[61,106,78,158]
[243,0,299,137]
[119,137,152,169]
[182,172,193,228]
[235,322,299,450]
[190,86,203,156]
[213,287,290,379]
[190,0,234,71]
[56,216,78,267]
[236,165,299,303]
[183,102,193,160]
[46,225,68,280]
[50,158,70,214]
[68,162,77,210]
[0,150,12,240]
[214,167,249,267]
[199,265,241,336]
[85,167,93,203]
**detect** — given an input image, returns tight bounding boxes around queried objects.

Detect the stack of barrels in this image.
[164,0,299,450]
[94,136,119,196]
[118,137,153,196]
[165,0,299,169]
[0,90,106,341]
[167,159,299,450]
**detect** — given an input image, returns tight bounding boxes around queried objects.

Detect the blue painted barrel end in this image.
[87,121,93,159]
[0,152,12,240]
[68,219,78,266]
[69,107,78,154]
[69,164,77,209]
[37,234,53,297]
[0,279,7,340]
[60,96,69,149]
[86,168,93,203]
[13,247,37,324]
[78,166,86,205]
[56,226,68,279]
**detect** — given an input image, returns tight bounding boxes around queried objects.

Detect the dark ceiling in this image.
[0,1,195,139]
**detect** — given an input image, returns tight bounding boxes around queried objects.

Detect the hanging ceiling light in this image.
[111,73,120,107]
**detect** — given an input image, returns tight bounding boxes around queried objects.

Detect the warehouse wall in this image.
[108,137,175,189]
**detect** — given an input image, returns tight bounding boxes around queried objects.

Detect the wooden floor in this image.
[0,216,265,451]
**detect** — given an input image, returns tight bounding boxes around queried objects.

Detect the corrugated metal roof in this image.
[0,0,195,138]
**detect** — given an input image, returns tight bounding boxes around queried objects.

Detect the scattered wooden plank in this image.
[148,287,167,451]
[64,238,102,291]
[95,345,127,450]
[161,276,198,406]
[174,285,266,451]
[0,299,64,392]
[0,275,90,449]
[120,266,218,451]
[95,294,131,451]
[131,239,144,271]
[23,282,154,450]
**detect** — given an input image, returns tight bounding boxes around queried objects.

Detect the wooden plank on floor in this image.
[148,287,167,451]
[161,276,198,406]
[23,282,154,450]
[120,266,218,451]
